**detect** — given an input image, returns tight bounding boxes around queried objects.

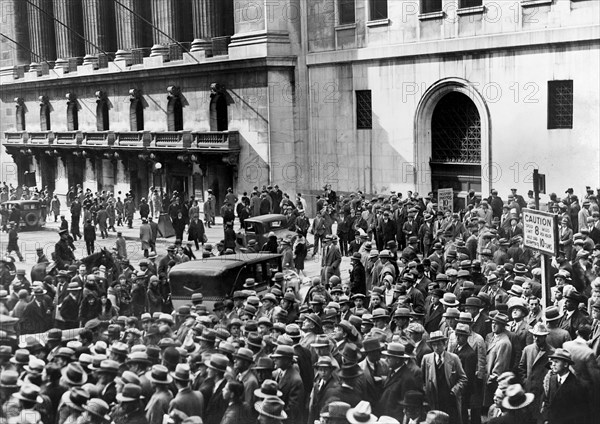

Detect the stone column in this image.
[26,0,56,65]
[150,0,181,58]
[55,156,69,200]
[53,0,85,69]
[1,0,31,66]
[114,160,130,197]
[81,0,116,66]
[190,0,220,52]
[114,0,147,63]
[82,157,96,192]
[101,159,115,193]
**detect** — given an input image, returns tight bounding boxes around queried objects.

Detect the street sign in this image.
[438,188,453,212]
[522,208,558,256]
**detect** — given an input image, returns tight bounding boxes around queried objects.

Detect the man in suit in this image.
[321,235,342,283]
[379,342,421,422]
[232,347,259,405]
[541,348,590,424]
[358,337,389,416]
[272,345,304,424]
[220,381,252,424]
[506,298,532,370]
[451,324,478,424]
[464,296,491,339]
[424,288,445,333]
[421,331,468,424]
[202,355,230,424]
[484,313,512,409]
[58,282,81,329]
[20,286,52,334]
[559,290,592,339]
[307,357,339,424]
[407,323,432,366]
[518,322,554,423]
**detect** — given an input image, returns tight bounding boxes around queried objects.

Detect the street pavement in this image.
[2,210,352,282]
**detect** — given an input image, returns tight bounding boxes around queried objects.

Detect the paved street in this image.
[2,210,352,282]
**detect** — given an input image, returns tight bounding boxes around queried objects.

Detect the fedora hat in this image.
[311,334,331,349]
[346,401,377,424]
[442,307,460,319]
[255,397,287,420]
[545,306,563,322]
[372,308,389,320]
[361,337,382,353]
[315,356,336,368]
[305,313,323,329]
[564,290,585,303]
[116,383,143,403]
[126,351,151,365]
[0,370,19,389]
[246,333,263,349]
[382,342,410,359]
[465,297,482,308]
[549,348,574,364]
[399,390,426,407]
[61,362,88,386]
[68,388,90,411]
[455,323,471,336]
[117,371,141,386]
[340,363,362,380]
[66,282,81,291]
[528,322,550,336]
[457,312,473,324]
[501,384,535,410]
[83,398,111,423]
[507,297,528,313]
[96,359,120,375]
[10,349,30,365]
[13,384,43,404]
[271,344,295,358]
[491,313,509,326]
[233,347,254,363]
[205,354,229,373]
[148,365,174,385]
[253,357,275,371]
[440,293,459,307]
[321,401,351,419]
[254,379,283,398]
[170,363,191,382]
[427,331,448,344]
[24,357,45,375]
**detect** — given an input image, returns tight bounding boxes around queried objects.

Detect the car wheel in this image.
[25,212,39,227]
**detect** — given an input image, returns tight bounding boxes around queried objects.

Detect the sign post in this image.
[522,208,558,308]
[437,188,453,213]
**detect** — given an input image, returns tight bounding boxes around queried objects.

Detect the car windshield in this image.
[245,223,257,233]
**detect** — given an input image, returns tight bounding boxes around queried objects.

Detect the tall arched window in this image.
[15,98,26,130]
[209,83,228,131]
[96,91,110,131]
[129,89,144,131]
[66,93,79,131]
[167,86,183,131]
[40,96,51,130]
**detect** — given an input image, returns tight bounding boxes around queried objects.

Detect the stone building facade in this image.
[1,0,599,213]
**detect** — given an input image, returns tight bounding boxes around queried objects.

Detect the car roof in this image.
[2,200,40,205]
[244,214,286,224]
[169,253,282,277]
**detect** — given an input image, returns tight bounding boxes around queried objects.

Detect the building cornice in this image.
[0,56,297,90]
[306,25,600,67]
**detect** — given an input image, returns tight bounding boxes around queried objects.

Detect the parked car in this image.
[2,200,46,229]
[169,253,282,310]
[236,214,296,248]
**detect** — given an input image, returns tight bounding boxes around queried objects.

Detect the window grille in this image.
[356,90,372,130]
[370,0,388,20]
[548,80,573,129]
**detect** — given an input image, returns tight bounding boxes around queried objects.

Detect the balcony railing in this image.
[2,130,240,151]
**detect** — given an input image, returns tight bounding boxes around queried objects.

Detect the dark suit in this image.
[542,372,590,424]
[415,340,433,366]
[59,295,80,326]
[21,298,52,334]
[293,344,314,401]
[220,401,253,424]
[559,309,591,340]
[453,343,478,423]
[308,376,339,424]
[518,343,553,420]
[378,364,420,422]
[424,303,444,334]
[275,366,305,424]
[203,379,228,424]
[358,358,389,416]
[169,387,204,418]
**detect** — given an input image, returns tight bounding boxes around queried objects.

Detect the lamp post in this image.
[154,162,163,212]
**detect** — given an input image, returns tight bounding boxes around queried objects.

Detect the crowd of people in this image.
[1,182,600,424]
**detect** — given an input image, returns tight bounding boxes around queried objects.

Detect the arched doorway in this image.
[414,78,491,206]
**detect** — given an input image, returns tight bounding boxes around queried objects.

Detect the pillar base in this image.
[150,44,170,61]
[82,54,99,69]
[114,49,132,66]
[55,58,80,73]
[191,38,212,55]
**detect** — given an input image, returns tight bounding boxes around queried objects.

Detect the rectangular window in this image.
[548,80,573,129]
[460,0,483,8]
[339,0,356,25]
[421,0,442,13]
[370,0,388,20]
[356,90,372,130]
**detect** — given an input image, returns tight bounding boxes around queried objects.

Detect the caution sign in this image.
[522,208,558,256]
[438,188,453,212]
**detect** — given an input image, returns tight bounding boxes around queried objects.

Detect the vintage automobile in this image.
[236,214,297,248]
[169,253,283,310]
[2,199,46,229]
